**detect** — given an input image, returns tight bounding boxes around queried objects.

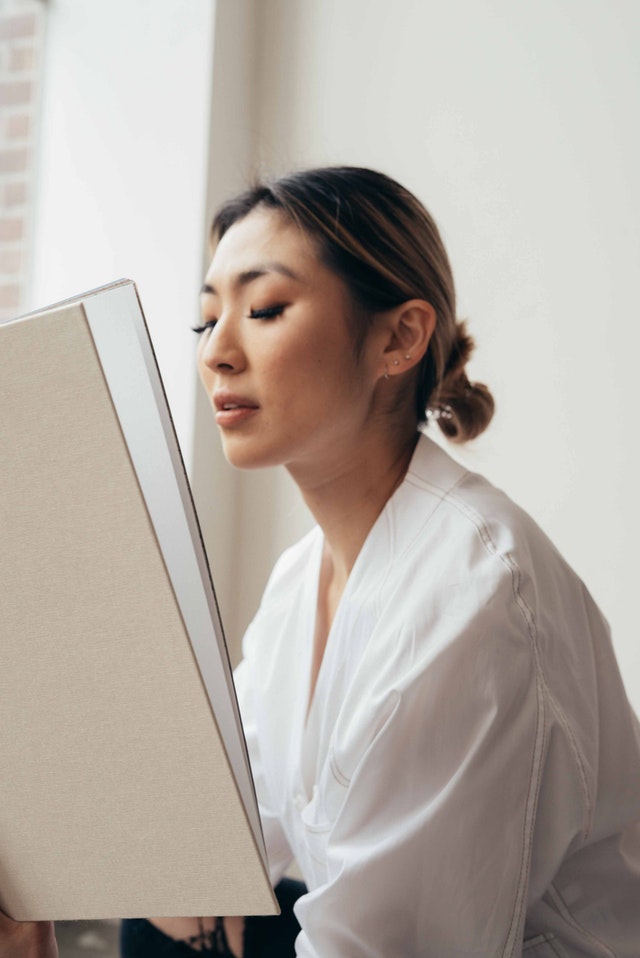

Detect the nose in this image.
[199,313,245,374]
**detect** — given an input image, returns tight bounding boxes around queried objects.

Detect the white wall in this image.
[32,0,640,709]
[31,0,216,468]
[201,0,640,704]
[191,0,315,661]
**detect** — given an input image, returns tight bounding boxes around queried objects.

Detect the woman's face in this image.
[196,207,385,476]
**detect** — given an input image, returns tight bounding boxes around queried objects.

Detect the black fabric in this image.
[119,916,228,957]
[242,878,305,957]
[119,879,306,957]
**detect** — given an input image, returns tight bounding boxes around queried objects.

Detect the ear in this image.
[377,299,436,380]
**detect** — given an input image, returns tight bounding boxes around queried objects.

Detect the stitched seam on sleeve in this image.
[393,480,550,956]
[442,492,549,957]
[543,692,593,839]
[392,476,555,953]
[447,491,593,835]
[446,490,599,951]
[503,669,547,957]
[547,883,619,958]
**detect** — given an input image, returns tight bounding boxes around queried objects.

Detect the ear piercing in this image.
[385,355,412,380]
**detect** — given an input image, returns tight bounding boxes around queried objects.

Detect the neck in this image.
[288,424,420,588]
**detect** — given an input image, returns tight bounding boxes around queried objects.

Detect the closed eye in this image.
[248,304,287,320]
[191,302,287,334]
[191,318,217,335]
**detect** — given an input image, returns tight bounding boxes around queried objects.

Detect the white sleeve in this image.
[293,571,585,957]
[233,657,294,888]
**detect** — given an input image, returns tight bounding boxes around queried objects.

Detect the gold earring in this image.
[405,354,411,360]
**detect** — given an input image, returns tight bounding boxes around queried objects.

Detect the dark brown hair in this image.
[211,166,494,442]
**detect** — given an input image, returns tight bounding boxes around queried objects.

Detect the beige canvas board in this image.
[0,289,277,921]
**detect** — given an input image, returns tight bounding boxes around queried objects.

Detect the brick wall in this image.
[0,0,45,320]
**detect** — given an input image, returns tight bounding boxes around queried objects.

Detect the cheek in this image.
[287,322,352,375]
[196,345,211,387]
[255,333,318,386]
[256,308,362,407]
[270,342,336,400]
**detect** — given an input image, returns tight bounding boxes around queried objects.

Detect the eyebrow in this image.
[200,261,302,296]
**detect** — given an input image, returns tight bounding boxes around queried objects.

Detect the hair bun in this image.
[427,321,495,442]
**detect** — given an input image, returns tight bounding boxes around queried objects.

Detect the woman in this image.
[9,167,640,956]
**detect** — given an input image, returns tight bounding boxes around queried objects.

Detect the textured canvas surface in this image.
[0,303,275,920]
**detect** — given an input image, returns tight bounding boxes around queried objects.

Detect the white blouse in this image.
[233,433,640,957]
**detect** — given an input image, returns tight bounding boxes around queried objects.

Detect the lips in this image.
[213,392,259,413]
[213,391,259,427]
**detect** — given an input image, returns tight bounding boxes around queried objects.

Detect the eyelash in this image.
[191,319,215,335]
[191,304,287,335]
[249,304,286,320]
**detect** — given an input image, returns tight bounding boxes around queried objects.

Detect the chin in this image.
[219,436,282,471]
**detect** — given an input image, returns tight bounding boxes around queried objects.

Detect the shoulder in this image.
[386,436,615,737]
[399,433,575,600]
[373,434,608,709]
